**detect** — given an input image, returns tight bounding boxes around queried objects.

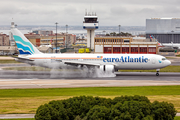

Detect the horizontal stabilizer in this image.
[12,56,34,61]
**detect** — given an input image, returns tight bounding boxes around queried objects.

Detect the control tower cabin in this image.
[83,12,98,50]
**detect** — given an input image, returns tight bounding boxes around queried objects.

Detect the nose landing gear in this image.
[156,69,160,76]
[156,72,159,76]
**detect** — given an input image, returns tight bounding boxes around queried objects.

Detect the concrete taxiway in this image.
[0,114,35,119]
[1,79,180,89]
[0,113,180,119]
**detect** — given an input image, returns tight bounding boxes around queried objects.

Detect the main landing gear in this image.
[156,69,160,76]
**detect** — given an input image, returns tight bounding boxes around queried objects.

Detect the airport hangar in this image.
[146,18,180,43]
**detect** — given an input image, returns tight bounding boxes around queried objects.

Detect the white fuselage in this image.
[162,43,180,49]
[18,53,171,70]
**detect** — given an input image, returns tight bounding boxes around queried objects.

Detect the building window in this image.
[140,47,147,54]
[124,39,129,42]
[148,47,156,54]
[113,47,120,53]
[122,47,129,53]
[131,47,138,54]
[104,47,112,53]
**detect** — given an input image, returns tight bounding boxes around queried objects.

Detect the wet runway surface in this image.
[0,70,180,80]
[0,69,180,89]
[0,63,180,89]
[0,63,180,80]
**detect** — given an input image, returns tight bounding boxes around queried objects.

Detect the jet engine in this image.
[99,65,115,72]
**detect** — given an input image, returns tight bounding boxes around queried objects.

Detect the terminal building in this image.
[0,34,9,46]
[24,32,76,48]
[94,37,158,54]
[146,18,180,43]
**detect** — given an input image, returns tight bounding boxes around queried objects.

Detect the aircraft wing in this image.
[12,56,34,61]
[63,61,101,67]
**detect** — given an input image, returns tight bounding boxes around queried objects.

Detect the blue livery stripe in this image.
[18,50,32,55]
[16,43,34,54]
[13,35,35,53]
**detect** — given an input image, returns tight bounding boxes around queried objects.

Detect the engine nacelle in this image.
[99,65,115,72]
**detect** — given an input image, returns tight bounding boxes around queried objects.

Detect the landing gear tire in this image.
[156,72,159,76]
[156,69,160,76]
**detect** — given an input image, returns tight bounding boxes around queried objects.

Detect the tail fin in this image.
[151,35,155,39]
[150,35,162,47]
[11,23,42,55]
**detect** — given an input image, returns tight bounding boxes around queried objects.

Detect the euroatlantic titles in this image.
[103,56,148,63]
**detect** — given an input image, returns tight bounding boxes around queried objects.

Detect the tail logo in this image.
[13,35,35,55]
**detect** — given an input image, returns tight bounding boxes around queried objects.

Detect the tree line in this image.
[35,95,177,120]
[106,32,132,37]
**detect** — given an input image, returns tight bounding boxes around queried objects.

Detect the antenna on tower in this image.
[90,5,92,14]
[11,18,15,28]
[85,9,87,16]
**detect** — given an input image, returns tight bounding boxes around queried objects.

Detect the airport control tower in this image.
[83,12,98,50]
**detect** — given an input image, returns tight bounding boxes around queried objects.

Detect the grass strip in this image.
[174,116,180,120]
[0,86,180,113]
[0,95,180,114]
[1,86,180,97]
[0,60,20,64]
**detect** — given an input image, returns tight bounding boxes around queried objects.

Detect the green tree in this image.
[86,105,110,120]
[35,95,177,120]
[109,101,151,120]
[151,101,177,120]
[35,104,52,120]
[112,95,150,105]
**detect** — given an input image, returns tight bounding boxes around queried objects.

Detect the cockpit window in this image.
[162,58,166,60]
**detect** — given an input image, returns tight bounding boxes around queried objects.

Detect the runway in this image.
[1,69,180,89]
[0,63,180,89]
[1,70,180,80]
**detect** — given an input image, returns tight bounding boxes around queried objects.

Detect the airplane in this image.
[150,35,180,49]
[161,42,180,49]
[11,23,171,76]
[149,35,162,47]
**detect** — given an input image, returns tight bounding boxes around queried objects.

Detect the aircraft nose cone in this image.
[167,60,171,65]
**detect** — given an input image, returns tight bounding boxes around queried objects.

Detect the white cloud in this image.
[0,0,179,26]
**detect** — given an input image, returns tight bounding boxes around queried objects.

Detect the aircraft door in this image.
[44,59,47,63]
[152,58,156,64]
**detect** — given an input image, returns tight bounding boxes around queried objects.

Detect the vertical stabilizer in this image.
[11,22,42,55]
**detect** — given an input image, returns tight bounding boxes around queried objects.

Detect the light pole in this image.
[103,30,106,35]
[118,25,121,36]
[171,30,174,42]
[66,25,68,48]
[55,22,58,53]
[171,30,174,48]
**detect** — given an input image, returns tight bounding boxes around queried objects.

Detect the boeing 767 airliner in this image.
[11,23,171,76]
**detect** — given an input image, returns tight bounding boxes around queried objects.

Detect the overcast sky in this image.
[0,0,180,26]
